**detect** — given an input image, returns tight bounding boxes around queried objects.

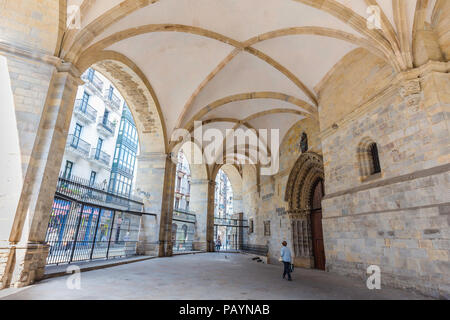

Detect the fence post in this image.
[69,203,85,263]
[89,208,102,260]
[106,210,116,258]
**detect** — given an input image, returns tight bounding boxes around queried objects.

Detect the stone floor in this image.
[0,253,429,300]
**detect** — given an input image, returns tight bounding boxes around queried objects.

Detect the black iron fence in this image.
[45,175,150,265]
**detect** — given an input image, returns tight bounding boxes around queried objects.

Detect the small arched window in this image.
[369,143,381,174]
[357,138,382,181]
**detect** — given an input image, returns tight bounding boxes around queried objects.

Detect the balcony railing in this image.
[66,135,91,158]
[90,148,111,167]
[55,173,144,212]
[82,70,104,94]
[97,116,117,137]
[73,99,97,123]
[173,208,196,223]
[104,88,121,111]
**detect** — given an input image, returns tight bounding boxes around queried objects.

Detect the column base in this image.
[1,243,49,289]
[192,241,207,251]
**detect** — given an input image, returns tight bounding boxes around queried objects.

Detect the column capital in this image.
[0,40,62,66]
[56,62,83,85]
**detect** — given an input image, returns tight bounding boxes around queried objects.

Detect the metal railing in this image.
[90,148,111,167]
[74,99,97,123]
[105,88,121,110]
[82,71,104,93]
[97,116,117,135]
[56,174,144,211]
[172,240,194,252]
[173,208,196,223]
[240,244,269,256]
[45,197,143,265]
[66,135,91,157]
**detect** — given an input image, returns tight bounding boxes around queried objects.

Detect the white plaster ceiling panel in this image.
[182,51,312,125]
[80,0,123,29]
[90,0,362,45]
[107,32,235,135]
[335,0,369,18]
[248,112,305,143]
[201,99,307,122]
[253,35,358,92]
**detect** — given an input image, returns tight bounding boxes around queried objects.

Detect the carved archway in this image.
[284,152,325,268]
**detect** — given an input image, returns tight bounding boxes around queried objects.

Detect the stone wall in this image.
[318,51,450,298]
[243,117,322,264]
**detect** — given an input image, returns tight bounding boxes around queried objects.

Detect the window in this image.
[89,171,97,186]
[358,138,382,181]
[81,92,90,111]
[97,138,103,151]
[249,219,254,234]
[174,198,180,210]
[71,123,82,147]
[264,221,271,236]
[63,161,73,179]
[369,143,381,174]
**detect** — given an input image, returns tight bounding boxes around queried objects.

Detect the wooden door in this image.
[311,180,326,270]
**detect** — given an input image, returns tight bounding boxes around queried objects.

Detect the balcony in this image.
[73,99,97,124]
[97,116,117,138]
[81,70,104,96]
[104,88,121,111]
[89,148,111,168]
[66,135,91,158]
[173,208,196,223]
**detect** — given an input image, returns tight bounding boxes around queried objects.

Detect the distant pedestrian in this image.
[280,241,292,281]
[215,237,222,252]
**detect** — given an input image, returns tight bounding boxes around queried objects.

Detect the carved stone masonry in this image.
[400,79,422,108]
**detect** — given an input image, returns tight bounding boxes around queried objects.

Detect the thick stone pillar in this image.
[190,178,209,251]
[135,152,167,256]
[0,43,81,287]
[158,154,177,257]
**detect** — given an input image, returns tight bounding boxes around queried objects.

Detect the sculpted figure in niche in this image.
[300,133,308,153]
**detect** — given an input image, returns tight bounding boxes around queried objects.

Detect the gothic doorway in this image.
[285,152,326,270]
[310,179,326,270]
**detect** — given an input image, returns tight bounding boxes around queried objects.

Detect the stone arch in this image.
[213,163,244,217]
[285,152,324,212]
[284,152,325,268]
[79,51,167,154]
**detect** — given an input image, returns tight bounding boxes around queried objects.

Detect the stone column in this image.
[135,152,167,256]
[157,154,177,257]
[190,178,209,251]
[206,180,216,252]
[0,45,82,287]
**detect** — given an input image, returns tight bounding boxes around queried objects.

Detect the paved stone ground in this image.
[0,253,429,300]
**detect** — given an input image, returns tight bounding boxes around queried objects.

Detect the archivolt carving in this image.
[285,152,324,215]
[284,152,324,261]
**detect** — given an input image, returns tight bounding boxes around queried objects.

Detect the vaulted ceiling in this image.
[64,0,440,157]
